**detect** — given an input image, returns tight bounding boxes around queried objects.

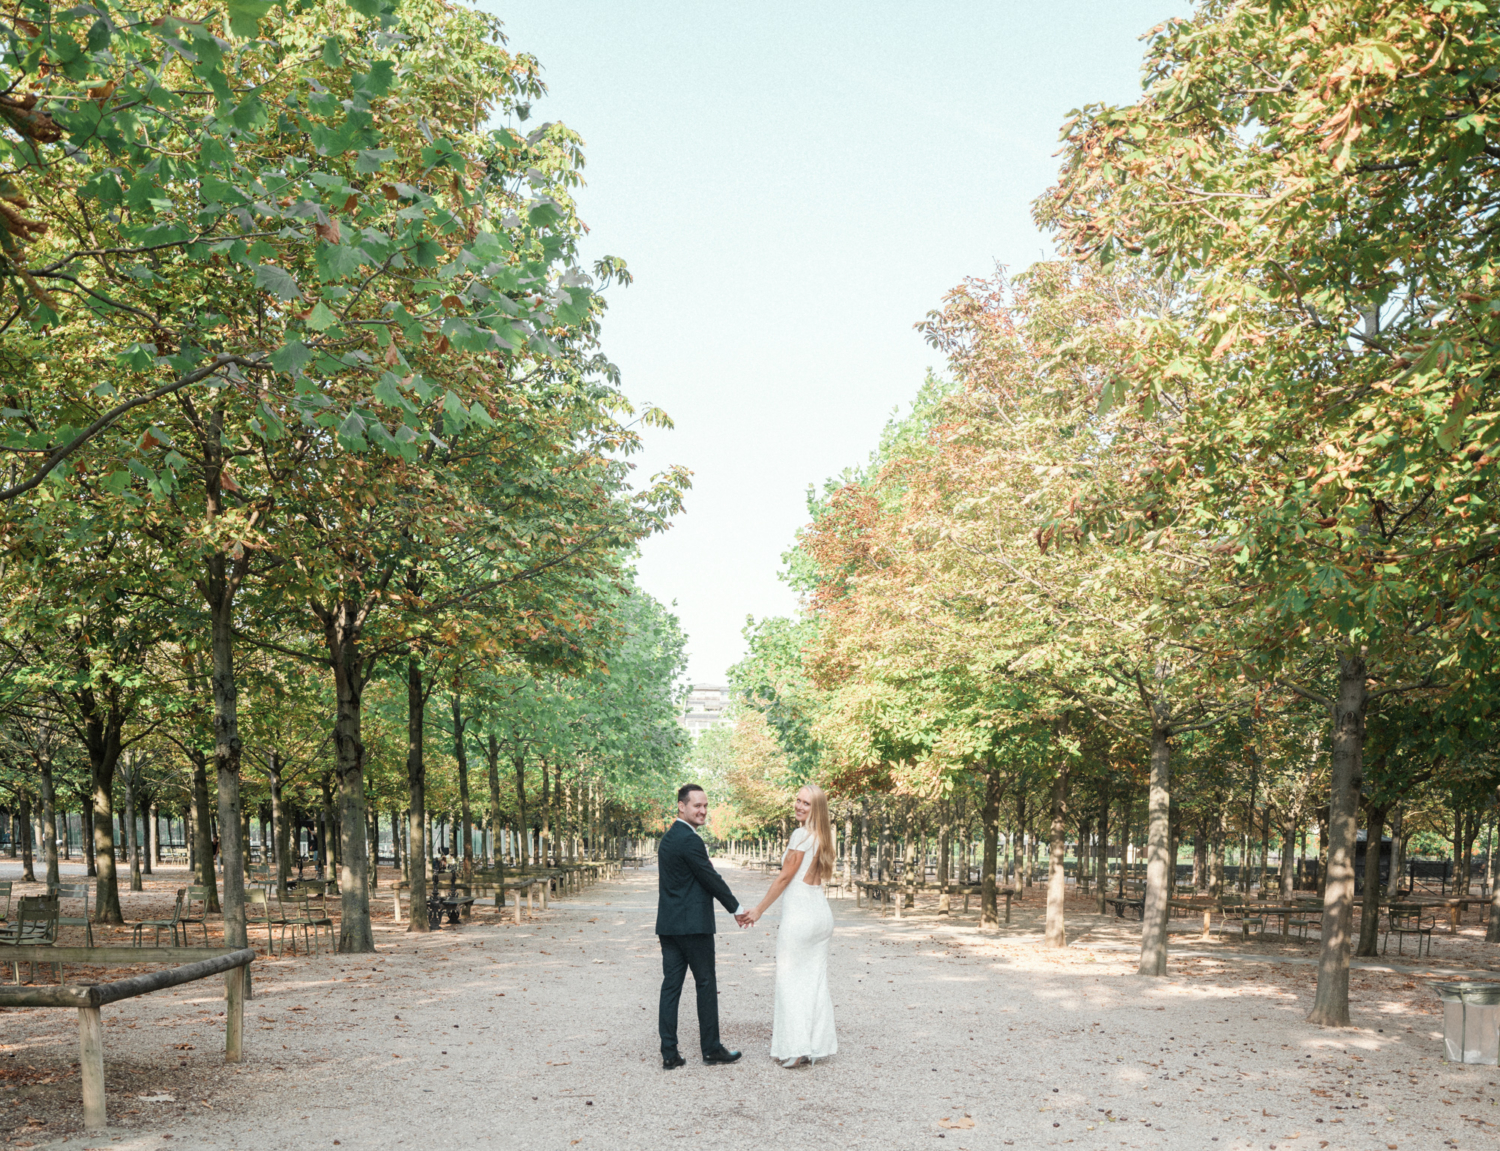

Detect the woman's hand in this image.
[747,908,763,925]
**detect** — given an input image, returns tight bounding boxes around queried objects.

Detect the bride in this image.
[745,783,838,1067]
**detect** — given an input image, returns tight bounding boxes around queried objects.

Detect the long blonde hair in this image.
[800,784,836,884]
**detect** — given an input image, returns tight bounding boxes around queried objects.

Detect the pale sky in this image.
[489,0,1191,685]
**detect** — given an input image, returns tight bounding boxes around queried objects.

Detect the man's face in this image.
[678,789,709,828]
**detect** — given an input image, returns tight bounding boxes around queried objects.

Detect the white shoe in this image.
[781,1056,801,1068]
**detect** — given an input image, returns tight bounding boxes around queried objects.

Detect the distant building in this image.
[680,684,735,736]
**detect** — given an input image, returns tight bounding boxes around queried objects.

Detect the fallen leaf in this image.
[938,1116,975,1130]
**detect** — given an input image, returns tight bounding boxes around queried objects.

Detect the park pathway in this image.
[13,863,1488,1151]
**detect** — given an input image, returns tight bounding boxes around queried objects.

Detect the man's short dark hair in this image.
[677,783,705,804]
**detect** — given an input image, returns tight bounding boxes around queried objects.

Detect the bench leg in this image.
[78,1005,105,1130]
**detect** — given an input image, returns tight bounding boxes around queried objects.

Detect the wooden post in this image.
[894,889,903,919]
[392,884,402,924]
[78,1005,105,1129]
[224,966,244,1063]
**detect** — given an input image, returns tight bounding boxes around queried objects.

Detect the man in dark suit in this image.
[656,783,747,1069]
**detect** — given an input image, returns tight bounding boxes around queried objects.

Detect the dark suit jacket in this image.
[656,820,739,936]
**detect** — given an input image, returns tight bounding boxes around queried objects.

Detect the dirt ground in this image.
[2,859,1498,1151]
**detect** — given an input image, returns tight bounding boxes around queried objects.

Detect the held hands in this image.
[735,909,762,928]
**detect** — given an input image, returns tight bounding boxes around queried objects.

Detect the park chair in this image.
[302,888,335,952]
[131,888,185,948]
[275,893,314,955]
[0,879,11,925]
[1,896,60,983]
[181,885,213,946]
[52,881,94,947]
[1287,909,1321,940]
[1219,895,1265,939]
[1384,904,1436,958]
[244,889,275,951]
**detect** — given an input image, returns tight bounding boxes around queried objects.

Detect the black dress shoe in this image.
[703,1048,742,1065]
[662,1052,686,1070]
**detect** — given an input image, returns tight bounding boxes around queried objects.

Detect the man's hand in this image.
[735,912,753,928]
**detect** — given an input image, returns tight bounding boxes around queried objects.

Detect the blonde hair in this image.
[799,784,836,884]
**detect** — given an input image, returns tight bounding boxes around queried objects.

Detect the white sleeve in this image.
[788,828,809,853]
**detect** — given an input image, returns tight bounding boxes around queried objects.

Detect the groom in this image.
[656,783,747,1070]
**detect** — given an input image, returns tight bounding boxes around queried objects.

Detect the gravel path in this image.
[3,863,1497,1151]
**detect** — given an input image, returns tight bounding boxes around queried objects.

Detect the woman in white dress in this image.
[745,783,837,1067]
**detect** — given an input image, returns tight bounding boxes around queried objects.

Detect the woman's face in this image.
[793,790,811,824]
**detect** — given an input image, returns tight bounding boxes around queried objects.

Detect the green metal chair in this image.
[181,885,212,945]
[244,888,276,952]
[1,896,60,983]
[0,879,11,925]
[303,889,335,952]
[52,881,94,947]
[1384,904,1436,957]
[275,892,313,956]
[131,888,185,947]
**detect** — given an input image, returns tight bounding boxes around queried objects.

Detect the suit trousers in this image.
[658,933,721,1056]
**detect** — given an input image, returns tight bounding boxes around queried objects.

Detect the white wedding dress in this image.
[770,826,837,1061]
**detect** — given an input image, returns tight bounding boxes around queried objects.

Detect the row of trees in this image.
[716,0,1500,1030]
[0,0,691,948]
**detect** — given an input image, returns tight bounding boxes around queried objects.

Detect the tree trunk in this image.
[453,694,473,879]
[1138,712,1173,977]
[1355,802,1388,958]
[1308,651,1367,1028]
[1258,806,1271,894]
[146,801,157,873]
[190,754,221,911]
[208,563,247,949]
[405,655,429,933]
[1096,791,1110,915]
[486,734,505,884]
[1279,811,1296,898]
[980,767,1002,929]
[1045,760,1070,948]
[513,745,528,868]
[267,753,289,896]
[38,755,59,892]
[82,798,96,877]
[859,799,870,880]
[936,800,951,915]
[123,758,142,892]
[1487,788,1500,942]
[540,760,552,867]
[1390,806,1406,896]
[19,792,34,883]
[325,602,373,953]
[843,807,854,885]
[78,688,125,922]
